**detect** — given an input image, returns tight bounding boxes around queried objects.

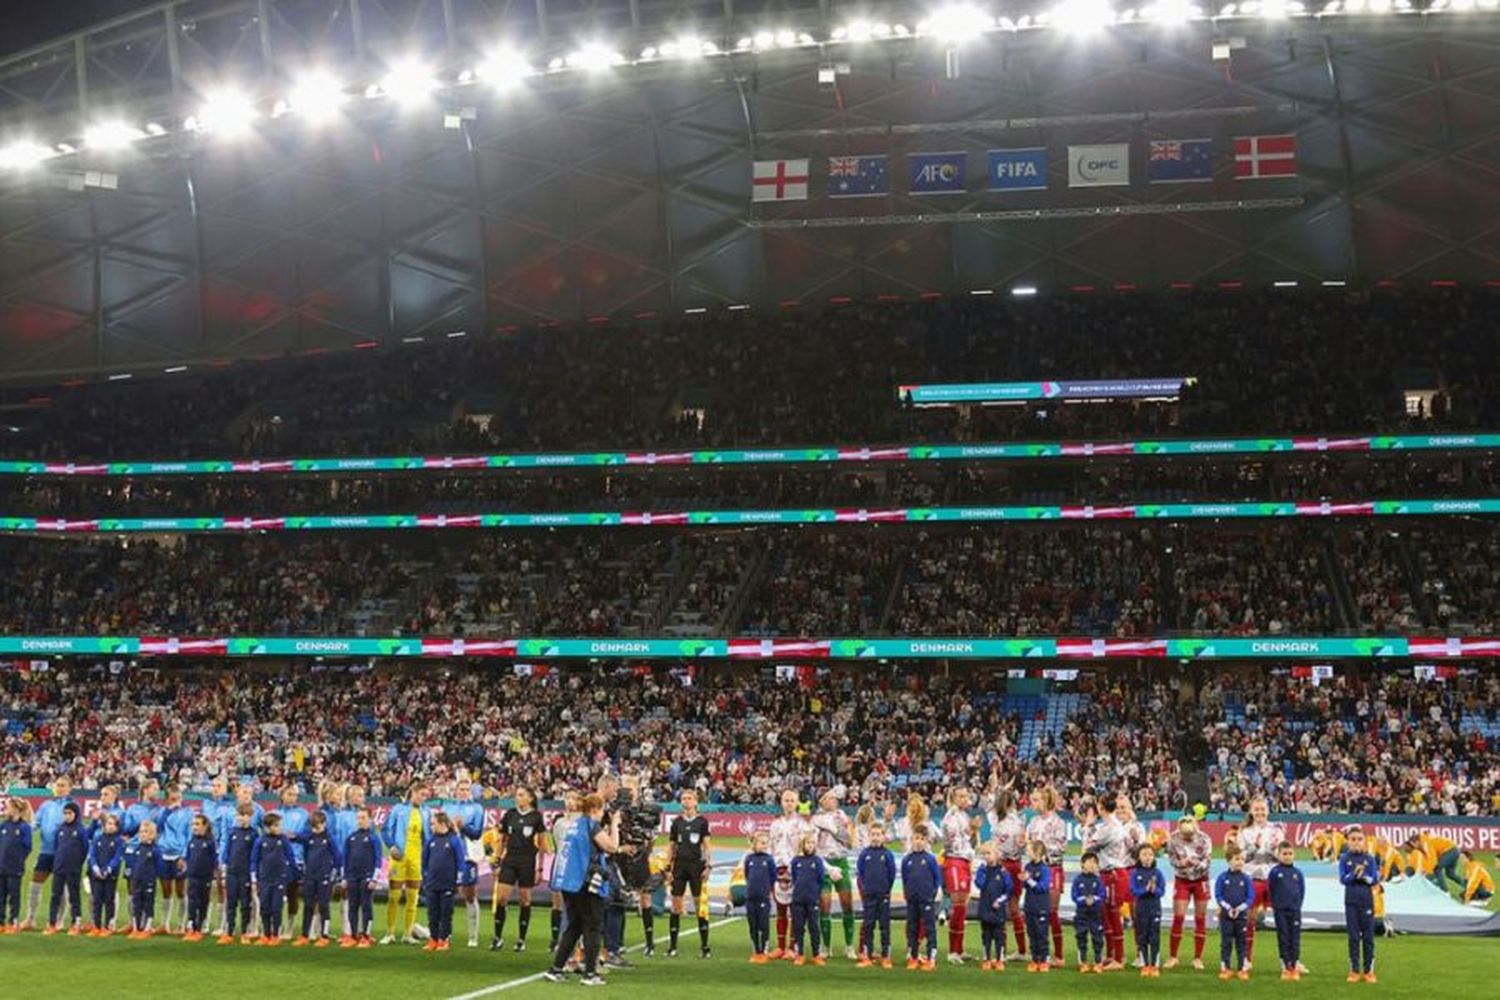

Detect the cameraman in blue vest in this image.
[544,793,622,987]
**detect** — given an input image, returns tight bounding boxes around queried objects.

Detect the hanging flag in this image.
[752,159,810,202]
[1234,134,1297,179]
[827,155,890,198]
[988,148,1049,192]
[1068,143,1130,187]
[908,152,967,195]
[1147,138,1214,183]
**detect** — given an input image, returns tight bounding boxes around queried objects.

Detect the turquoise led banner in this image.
[2,433,1497,478]
[2,498,1499,535]
[1,635,1495,659]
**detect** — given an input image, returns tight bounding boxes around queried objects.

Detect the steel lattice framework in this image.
[1,1,1500,379]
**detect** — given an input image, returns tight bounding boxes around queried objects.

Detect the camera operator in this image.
[595,773,661,967]
[543,794,619,986]
[666,789,713,958]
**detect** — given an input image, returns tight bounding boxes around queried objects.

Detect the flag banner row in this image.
[1,497,1498,534]
[2,634,1496,660]
[3,433,1497,479]
[752,135,1297,201]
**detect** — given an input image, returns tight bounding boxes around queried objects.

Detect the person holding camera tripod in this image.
[596,774,658,967]
[666,789,712,959]
[544,794,621,987]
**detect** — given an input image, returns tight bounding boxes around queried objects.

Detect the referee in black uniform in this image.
[667,789,713,958]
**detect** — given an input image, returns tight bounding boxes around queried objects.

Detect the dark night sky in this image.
[0,0,154,55]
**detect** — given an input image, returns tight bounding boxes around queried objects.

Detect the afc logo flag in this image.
[909,152,967,195]
[827,155,890,198]
[988,148,1048,191]
[1148,138,1214,183]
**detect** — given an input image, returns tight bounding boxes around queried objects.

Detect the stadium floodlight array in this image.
[3,432,1498,478]
[1,497,1498,534]
[1,634,1496,659]
[0,1,1496,173]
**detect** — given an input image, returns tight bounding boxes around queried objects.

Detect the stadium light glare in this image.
[1012,285,1038,296]
[775,30,799,48]
[0,139,54,170]
[1142,0,1203,23]
[286,71,348,123]
[752,31,775,50]
[1258,0,1291,17]
[144,122,167,137]
[848,20,875,41]
[566,43,624,72]
[379,59,441,105]
[476,47,532,90]
[1048,0,1119,33]
[187,88,258,137]
[918,4,995,42]
[83,120,145,152]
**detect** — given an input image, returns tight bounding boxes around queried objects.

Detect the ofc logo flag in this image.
[988,148,1048,191]
[1068,143,1130,187]
[752,159,809,202]
[828,155,890,198]
[909,152,967,195]
[1148,138,1213,183]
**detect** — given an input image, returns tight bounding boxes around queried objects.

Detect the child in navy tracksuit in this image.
[855,824,896,965]
[0,799,33,930]
[294,810,342,944]
[422,811,465,950]
[182,814,219,938]
[343,807,383,945]
[124,819,165,937]
[1129,844,1165,975]
[1340,828,1380,982]
[87,814,126,934]
[47,802,90,932]
[789,835,828,964]
[974,842,1013,969]
[742,831,776,961]
[1072,852,1107,972]
[220,804,258,941]
[252,813,293,942]
[1268,841,1306,980]
[1215,849,1253,978]
[1021,840,1053,970]
[901,831,941,969]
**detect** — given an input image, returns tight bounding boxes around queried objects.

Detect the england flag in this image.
[752,159,810,202]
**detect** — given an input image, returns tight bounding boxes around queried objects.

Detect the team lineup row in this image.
[3,774,1488,982]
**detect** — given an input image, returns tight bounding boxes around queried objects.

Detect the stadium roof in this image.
[1,1,1500,380]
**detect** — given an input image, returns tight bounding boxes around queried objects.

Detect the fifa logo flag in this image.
[752,159,810,202]
[828,155,890,198]
[988,148,1048,192]
[1068,143,1130,187]
[909,152,967,195]
[1148,139,1213,183]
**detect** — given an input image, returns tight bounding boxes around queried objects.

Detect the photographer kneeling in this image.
[545,794,620,986]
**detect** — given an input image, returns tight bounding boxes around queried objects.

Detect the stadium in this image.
[0,0,1498,998]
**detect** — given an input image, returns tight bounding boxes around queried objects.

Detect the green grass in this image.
[4,841,1493,999]
[0,908,1495,1000]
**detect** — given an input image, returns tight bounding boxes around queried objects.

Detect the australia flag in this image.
[827,155,890,198]
[1148,138,1213,183]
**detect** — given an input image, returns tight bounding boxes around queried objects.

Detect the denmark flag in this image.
[752,159,810,202]
[1234,134,1297,179]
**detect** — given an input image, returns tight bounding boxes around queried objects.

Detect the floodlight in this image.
[83,121,145,152]
[379,59,440,106]
[476,47,531,90]
[566,43,623,72]
[919,4,995,43]
[0,140,54,170]
[188,88,258,137]
[287,71,347,123]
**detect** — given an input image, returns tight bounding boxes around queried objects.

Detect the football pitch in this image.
[1,908,1495,1000]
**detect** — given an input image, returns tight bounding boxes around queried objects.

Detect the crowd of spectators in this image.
[6,290,1500,462]
[3,521,1497,638]
[1201,670,1500,816]
[1,661,1492,818]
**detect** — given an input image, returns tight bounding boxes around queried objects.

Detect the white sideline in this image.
[445,916,741,1000]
